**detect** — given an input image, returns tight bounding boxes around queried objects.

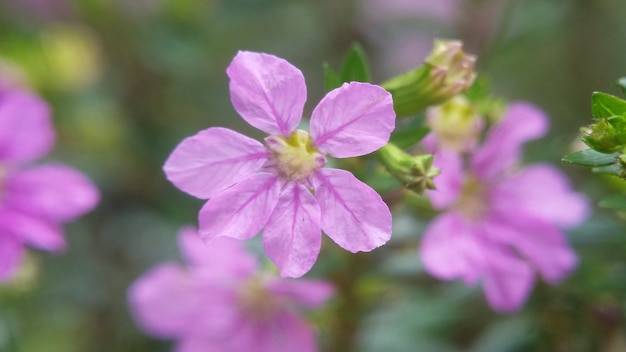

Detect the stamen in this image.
[264,130,327,182]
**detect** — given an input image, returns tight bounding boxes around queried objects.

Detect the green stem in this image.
[327,251,369,352]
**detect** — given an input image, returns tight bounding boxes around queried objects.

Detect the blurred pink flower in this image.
[0,86,99,281]
[164,51,395,278]
[359,0,460,75]
[361,0,458,25]
[420,103,590,312]
[128,227,333,352]
[1,0,73,21]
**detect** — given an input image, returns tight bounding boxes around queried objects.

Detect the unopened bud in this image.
[378,143,440,194]
[382,39,476,118]
[582,115,626,153]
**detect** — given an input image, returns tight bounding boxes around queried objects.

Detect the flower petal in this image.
[0,235,24,282]
[178,226,257,278]
[267,279,334,308]
[310,82,395,158]
[198,173,281,242]
[4,164,99,222]
[175,337,222,352]
[493,164,589,228]
[227,51,306,136]
[262,183,321,278]
[482,249,535,313]
[485,212,578,284]
[314,168,392,252]
[419,212,486,283]
[230,312,318,352]
[426,150,464,209]
[128,263,205,338]
[471,102,548,179]
[164,127,268,199]
[0,208,65,252]
[0,89,55,163]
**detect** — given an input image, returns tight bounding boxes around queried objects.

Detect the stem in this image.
[327,251,369,352]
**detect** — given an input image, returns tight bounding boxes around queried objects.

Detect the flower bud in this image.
[378,143,440,194]
[582,114,626,153]
[382,39,476,118]
[426,95,482,152]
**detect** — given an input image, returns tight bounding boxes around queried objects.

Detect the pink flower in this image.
[128,227,334,352]
[164,51,395,278]
[0,85,99,282]
[420,103,590,312]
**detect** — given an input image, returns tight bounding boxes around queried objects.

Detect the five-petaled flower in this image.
[420,102,589,312]
[164,51,396,278]
[0,83,99,282]
[128,227,333,352]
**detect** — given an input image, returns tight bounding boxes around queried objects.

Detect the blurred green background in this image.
[0,0,625,351]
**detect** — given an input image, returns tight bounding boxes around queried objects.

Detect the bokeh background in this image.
[1,0,625,351]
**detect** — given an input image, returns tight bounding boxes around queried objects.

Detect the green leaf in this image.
[323,63,342,92]
[617,77,626,97]
[339,43,371,83]
[561,149,618,167]
[591,92,626,119]
[599,194,626,210]
[390,127,430,149]
[592,163,623,176]
[389,115,429,148]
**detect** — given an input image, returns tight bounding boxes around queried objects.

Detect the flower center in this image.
[455,175,488,220]
[264,129,326,182]
[237,277,278,321]
[0,165,7,200]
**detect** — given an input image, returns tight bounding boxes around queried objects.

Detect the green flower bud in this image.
[378,143,440,194]
[426,95,482,152]
[582,114,626,153]
[382,39,476,118]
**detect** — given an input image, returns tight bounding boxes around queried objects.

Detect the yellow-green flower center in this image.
[264,129,326,182]
[0,165,7,200]
[237,277,278,321]
[455,176,488,220]
[427,96,481,152]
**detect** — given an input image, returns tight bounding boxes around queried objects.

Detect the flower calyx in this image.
[382,39,476,118]
[378,143,440,194]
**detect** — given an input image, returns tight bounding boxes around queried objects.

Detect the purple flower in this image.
[164,51,395,278]
[420,102,590,312]
[0,86,99,282]
[128,227,333,352]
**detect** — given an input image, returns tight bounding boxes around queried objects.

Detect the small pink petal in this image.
[262,183,321,278]
[227,51,306,136]
[198,173,281,242]
[482,249,535,313]
[178,226,257,278]
[0,235,24,282]
[0,89,55,163]
[493,164,589,228]
[419,212,486,282]
[4,163,99,221]
[164,127,268,199]
[267,279,334,308]
[127,263,203,338]
[314,168,392,252]
[472,102,548,179]
[310,82,395,158]
[0,208,65,252]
